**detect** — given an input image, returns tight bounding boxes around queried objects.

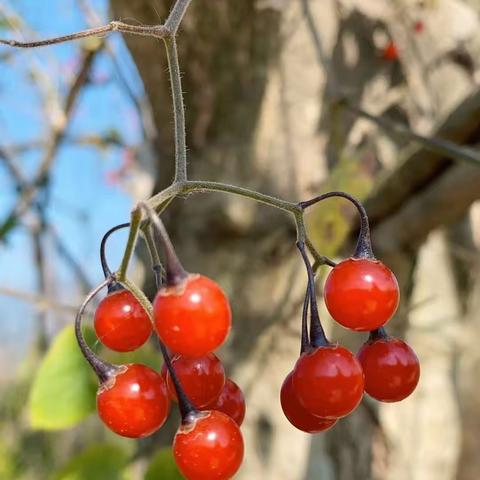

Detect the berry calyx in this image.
[139,203,232,357]
[280,371,336,433]
[324,257,400,331]
[166,353,226,408]
[153,274,231,357]
[94,289,152,352]
[291,345,364,418]
[97,363,170,438]
[173,410,244,480]
[204,379,246,426]
[357,328,420,402]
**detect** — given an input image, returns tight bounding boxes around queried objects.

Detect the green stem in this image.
[117,277,154,320]
[165,0,193,34]
[117,206,142,281]
[164,37,187,182]
[182,180,301,213]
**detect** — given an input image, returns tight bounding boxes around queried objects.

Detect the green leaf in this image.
[52,443,130,480]
[104,341,162,371]
[145,448,183,480]
[28,326,98,430]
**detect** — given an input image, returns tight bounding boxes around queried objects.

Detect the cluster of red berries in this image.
[75,194,420,479]
[280,194,420,434]
[77,215,245,480]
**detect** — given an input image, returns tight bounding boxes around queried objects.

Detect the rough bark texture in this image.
[110,0,480,478]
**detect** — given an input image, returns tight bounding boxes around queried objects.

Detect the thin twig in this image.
[0,287,90,315]
[0,44,102,240]
[342,100,480,167]
[0,22,169,49]
[165,37,188,182]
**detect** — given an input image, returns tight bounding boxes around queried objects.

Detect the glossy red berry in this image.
[94,289,152,352]
[204,379,246,426]
[281,372,336,433]
[357,337,420,402]
[153,274,231,357]
[173,411,244,480]
[324,258,400,332]
[166,353,225,408]
[292,345,364,419]
[382,41,399,61]
[97,364,170,438]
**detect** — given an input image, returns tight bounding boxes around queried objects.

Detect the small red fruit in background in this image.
[357,336,420,402]
[173,411,244,480]
[153,274,231,357]
[382,41,399,61]
[281,371,336,433]
[413,20,425,34]
[204,379,246,426]
[292,345,364,419]
[97,364,170,438]
[324,258,400,331]
[94,289,152,352]
[166,353,226,408]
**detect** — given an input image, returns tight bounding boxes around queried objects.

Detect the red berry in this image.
[153,274,231,357]
[324,258,400,332]
[166,353,225,408]
[204,379,246,426]
[292,345,364,418]
[382,41,399,61]
[280,372,336,433]
[413,20,425,33]
[173,411,244,480]
[357,337,420,402]
[94,290,152,352]
[97,364,170,438]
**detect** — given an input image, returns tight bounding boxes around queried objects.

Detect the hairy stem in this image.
[165,37,188,182]
[117,207,142,281]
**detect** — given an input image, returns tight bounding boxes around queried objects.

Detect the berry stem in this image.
[158,341,198,422]
[299,191,374,259]
[300,286,310,354]
[142,224,165,287]
[117,206,142,282]
[100,223,130,293]
[138,202,188,286]
[141,220,198,423]
[75,278,121,383]
[369,326,389,341]
[296,242,329,348]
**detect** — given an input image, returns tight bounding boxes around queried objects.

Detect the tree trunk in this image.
[110,1,480,478]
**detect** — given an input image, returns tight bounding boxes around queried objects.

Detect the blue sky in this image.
[0,0,146,370]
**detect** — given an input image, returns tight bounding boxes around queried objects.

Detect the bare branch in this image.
[0,0,192,49]
[342,100,480,167]
[0,43,101,240]
[0,286,92,315]
[48,225,93,293]
[0,21,168,49]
